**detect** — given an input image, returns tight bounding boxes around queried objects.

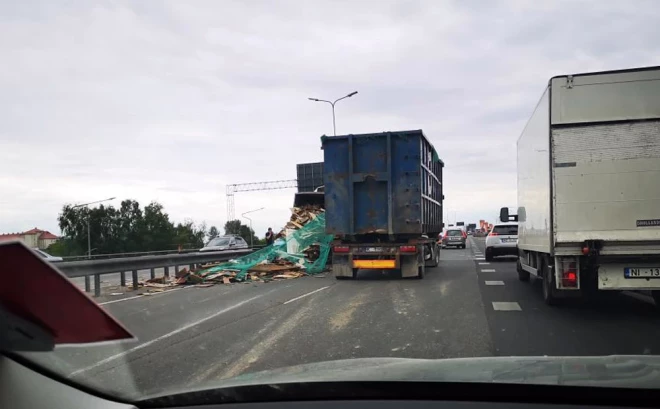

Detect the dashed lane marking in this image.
[485,280,505,286]
[99,288,183,305]
[492,302,522,311]
[481,269,496,272]
[68,293,266,377]
[283,286,330,305]
[478,262,490,265]
[475,257,485,260]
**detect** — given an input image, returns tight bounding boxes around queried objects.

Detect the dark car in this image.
[441,229,467,249]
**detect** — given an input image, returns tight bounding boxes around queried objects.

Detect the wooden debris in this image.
[175,268,189,278]
[144,282,172,288]
[273,273,304,279]
[195,283,214,288]
[278,205,324,237]
[248,264,300,273]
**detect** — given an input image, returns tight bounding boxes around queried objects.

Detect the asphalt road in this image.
[51,237,660,398]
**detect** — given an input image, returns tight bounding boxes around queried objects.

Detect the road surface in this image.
[53,236,660,398]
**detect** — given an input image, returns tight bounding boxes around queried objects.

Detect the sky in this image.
[2,0,660,239]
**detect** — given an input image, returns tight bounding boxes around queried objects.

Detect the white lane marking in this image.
[98,288,182,305]
[69,293,264,377]
[283,286,330,305]
[478,262,490,265]
[485,280,505,286]
[475,257,485,260]
[492,302,522,311]
[481,269,496,272]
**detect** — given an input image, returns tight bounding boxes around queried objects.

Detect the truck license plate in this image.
[364,247,383,252]
[624,267,660,278]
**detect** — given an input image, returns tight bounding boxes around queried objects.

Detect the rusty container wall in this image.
[323,130,444,238]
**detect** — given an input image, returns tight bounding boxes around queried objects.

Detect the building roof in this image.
[23,227,45,234]
[0,233,24,240]
[39,231,59,240]
[0,228,59,240]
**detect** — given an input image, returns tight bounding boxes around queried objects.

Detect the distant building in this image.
[0,228,59,249]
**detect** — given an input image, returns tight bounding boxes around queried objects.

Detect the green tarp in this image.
[197,213,333,281]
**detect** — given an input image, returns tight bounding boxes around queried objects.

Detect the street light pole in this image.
[72,196,115,259]
[241,207,265,248]
[308,91,358,136]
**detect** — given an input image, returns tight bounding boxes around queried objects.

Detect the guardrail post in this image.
[189,263,194,271]
[120,271,126,287]
[94,274,101,297]
[132,270,138,290]
[150,267,155,279]
[84,276,90,292]
[175,265,179,275]
[164,266,169,277]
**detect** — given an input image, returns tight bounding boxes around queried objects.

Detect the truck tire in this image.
[541,256,559,305]
[416,248,426,279]
[485,247,494,261]
[425,244,439,267]
[517,258,530,282]
[335,268,358,280]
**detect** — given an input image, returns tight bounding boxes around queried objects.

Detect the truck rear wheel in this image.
[416,248,426,279]
[541,257,559,305]
[425,244,439,268]
[517,258,530,282]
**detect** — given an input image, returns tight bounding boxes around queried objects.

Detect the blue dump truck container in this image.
[322,130,444,280]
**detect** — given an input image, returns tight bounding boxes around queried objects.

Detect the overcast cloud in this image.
[2,0,660,238]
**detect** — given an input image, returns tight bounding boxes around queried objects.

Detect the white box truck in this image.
[505,66,660,305]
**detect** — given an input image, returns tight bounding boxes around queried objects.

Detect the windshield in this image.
[4,1,660,404]
[206,238,230,247]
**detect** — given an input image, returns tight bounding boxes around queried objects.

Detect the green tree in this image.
[208,225,219,240]
[224,219,258,246]
[174,219,207,249]
[56,199,208,255]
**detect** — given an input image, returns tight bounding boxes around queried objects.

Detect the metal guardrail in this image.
[57,249,257,297]
[59,245,266,262]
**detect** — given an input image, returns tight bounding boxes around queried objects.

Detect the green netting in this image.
[197,213,334,281]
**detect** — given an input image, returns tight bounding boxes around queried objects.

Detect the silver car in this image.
[32,248,63,262]
[200,235,249,252]
[441,229,467,249]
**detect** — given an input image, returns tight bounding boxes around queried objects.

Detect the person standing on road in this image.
[265,227,274,246]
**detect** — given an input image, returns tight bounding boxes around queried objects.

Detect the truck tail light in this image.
[560,260,578,288]
[400,245,417,253]
[488,232,498,236]
[333,246,350,253]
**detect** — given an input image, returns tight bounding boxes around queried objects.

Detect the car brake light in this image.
[400,245,417,253]
[489,232,498,236]
[333,246,350,253]
[462,231,467,238]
